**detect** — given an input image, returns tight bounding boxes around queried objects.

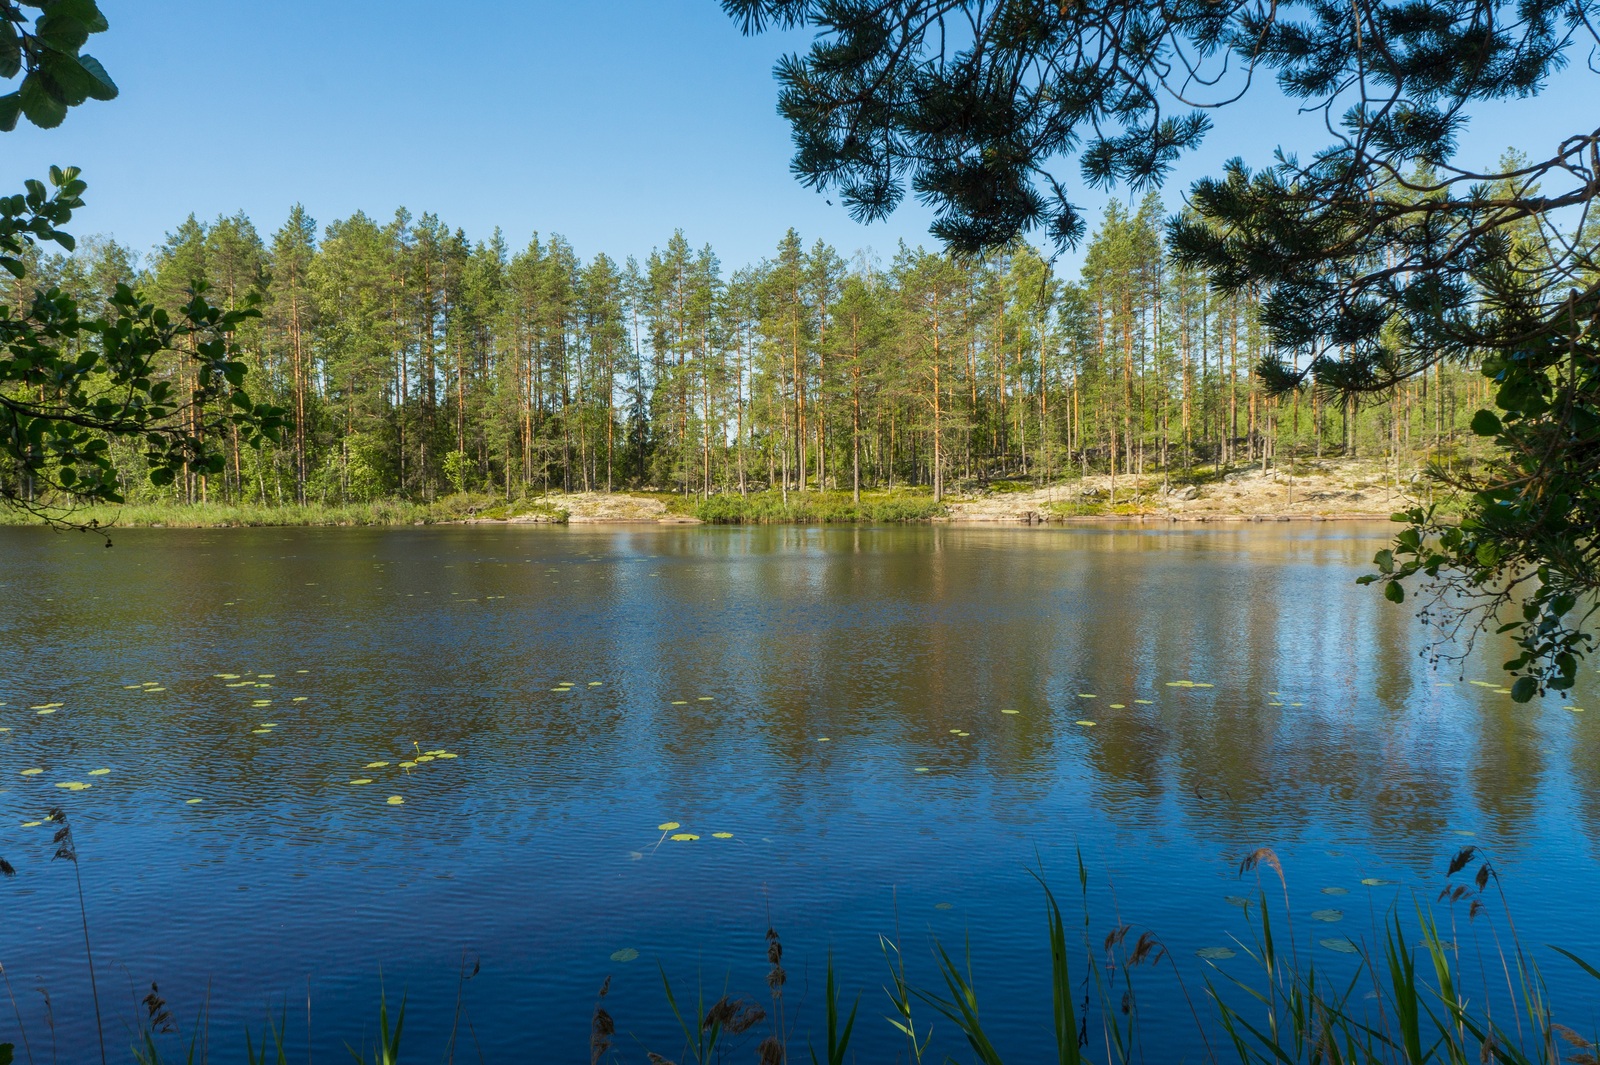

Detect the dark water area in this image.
[0,523,1596,1061]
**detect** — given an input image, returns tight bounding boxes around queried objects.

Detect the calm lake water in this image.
[0,523,1596,1061]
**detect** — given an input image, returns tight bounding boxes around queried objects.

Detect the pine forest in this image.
[7,192,1492,510]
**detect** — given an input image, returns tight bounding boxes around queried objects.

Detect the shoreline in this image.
[1,459,1426,529]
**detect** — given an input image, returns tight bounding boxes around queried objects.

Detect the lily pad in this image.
[1224,895,1252,908]
[669,833,699,841]
[54,781,90,790]
[1074,720,1096,727]
[1134,699,1154,704]
[657,822,680,831]
[366,762,390,769]
[349,779,373,785]
[88,769,110,776]
[1360,878,1393,887]
[913,767,930,773]
[712,832,734,839]
[817,737,830,742]
[1310,909,1344,923]
[1109,704,1126,709]
[1196,947,1236,960]
[609,948,639,963]
[1321,887,1349,896]
[934,902,954,910]
[1001,709,1020,715]
[186,798,203,804]
[386,796,405,805]
[19,821,41,828]
[19,769,42,776]
[1320,937,1360,954]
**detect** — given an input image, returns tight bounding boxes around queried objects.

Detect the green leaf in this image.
[1384,580,1405,604]
[73,54,116,100]
[1470,409,1501,436]
[0,21,20,79]
[0,1040,13,1065]
[1510,677,1537,703]
[18,73,67,128]
[0,92,20,132]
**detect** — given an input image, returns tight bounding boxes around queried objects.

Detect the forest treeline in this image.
[5,192,1490,507]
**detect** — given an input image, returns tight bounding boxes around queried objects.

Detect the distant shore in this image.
[3,459,1429,529]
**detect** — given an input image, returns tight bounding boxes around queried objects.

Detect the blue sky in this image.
[2,1,1585,273]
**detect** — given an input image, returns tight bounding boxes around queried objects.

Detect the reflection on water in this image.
[0,524,1595,1058]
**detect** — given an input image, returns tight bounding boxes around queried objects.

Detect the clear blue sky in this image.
[2,1,1583,273]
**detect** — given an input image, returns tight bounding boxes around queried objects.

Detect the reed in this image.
[7,845,1598,1064]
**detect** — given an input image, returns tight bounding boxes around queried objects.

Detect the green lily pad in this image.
[1310,909,1343,922]
[610,948,639,963]
[1224,895,1252,908]
[1196,947,1236,960]
[1320,937,1360,954]
[1321,887,1348,896]
[1360,878,1393,887]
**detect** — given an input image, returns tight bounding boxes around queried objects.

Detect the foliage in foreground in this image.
[11,846,1598,1065]
[1366,314,1599,702]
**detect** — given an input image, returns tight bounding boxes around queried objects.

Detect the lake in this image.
[1,523,1596,1061]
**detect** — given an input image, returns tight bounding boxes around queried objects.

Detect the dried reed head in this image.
[46,808,75,863]
[590,977,614,1065]
[757,1034,785,1065]
[1237,847,1283,885]
[702,995,765,1036]
[142,982,175,1035]
[765,927,786,998]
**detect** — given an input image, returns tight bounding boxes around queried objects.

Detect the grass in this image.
[688,488,949,523]
[8,845,1597,1064]
[0,493,567,528]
